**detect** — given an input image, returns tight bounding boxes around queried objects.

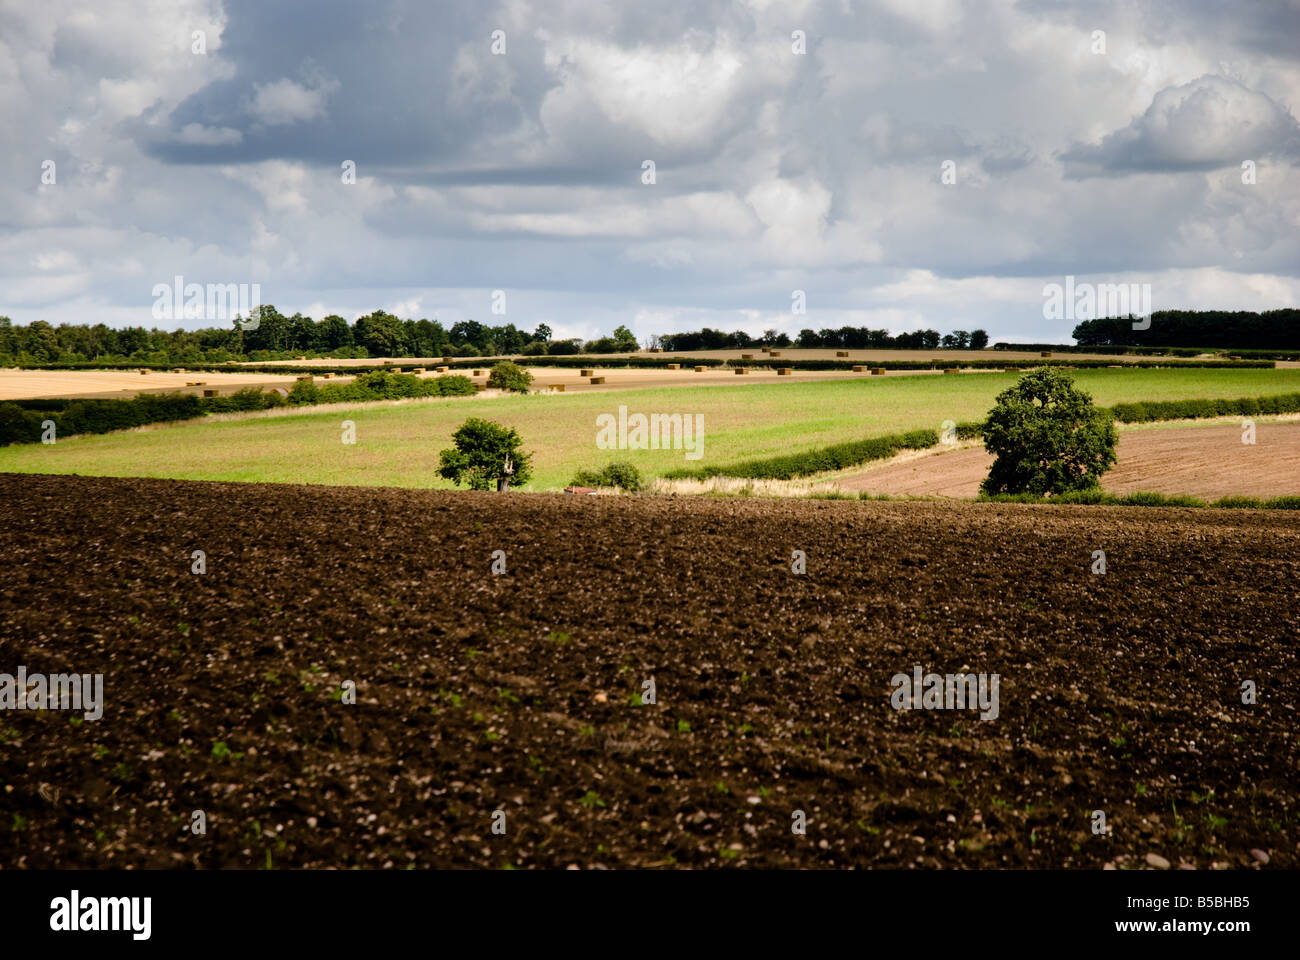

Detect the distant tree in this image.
[438,418,533,491]
[981,368,1118,496]
[969,329,989,350]
[287,313,319,352]
[353,310,404,356]
[533,323,552,343]
[318,314,354,350]
[611,324,638,351]
[487,361,533,393]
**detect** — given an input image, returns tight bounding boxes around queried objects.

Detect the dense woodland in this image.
[1071,310,1300,349]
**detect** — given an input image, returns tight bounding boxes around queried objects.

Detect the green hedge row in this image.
[979,490,1300,510]
[0,393,202,445]
[662,428,942,481]
[1110,392,1300,423]
[0,372,477,445]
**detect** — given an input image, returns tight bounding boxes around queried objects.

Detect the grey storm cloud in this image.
[2,0,1299,342]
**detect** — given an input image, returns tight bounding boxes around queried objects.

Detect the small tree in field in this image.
[439,418,533,491]
[981,368,1117,495]
[487,361,533,393]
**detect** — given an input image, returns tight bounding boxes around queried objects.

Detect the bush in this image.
[571,461,644,491]
[663,428,937,481]
[547,339,583,355]
[487,361,534,393]
[521,341,548,356]
[438,418,533,491]
[981,368,1118,495]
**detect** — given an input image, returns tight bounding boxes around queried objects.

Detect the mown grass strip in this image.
[978,490,1300,510]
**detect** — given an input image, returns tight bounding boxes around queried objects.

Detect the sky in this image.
[2,0,1298,344]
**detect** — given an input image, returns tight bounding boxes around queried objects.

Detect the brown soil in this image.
[0,474,1295,869]
[841,422,1300,500]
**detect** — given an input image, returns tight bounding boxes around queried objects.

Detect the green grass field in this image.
[3,367,1300,490]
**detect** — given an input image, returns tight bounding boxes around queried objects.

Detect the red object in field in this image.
[564,486,598,495]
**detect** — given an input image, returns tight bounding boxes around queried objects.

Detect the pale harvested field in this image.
[0,369,303,401]
[838,420,1300,499]
[0,362,965,402]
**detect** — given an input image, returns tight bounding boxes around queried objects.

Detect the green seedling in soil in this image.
[465,648,480,659]
[211,741,243,761]
[112,761,131,781]
[578,791,605,809]
[93,745,109,760]
[714,781,730,795]
[617,664,631,675]
[472,712,485,724]
[483,730,500,742]
[67,716,82,727]
[758,786,772,798]
[1134,782,1147,796]
[498,688,519,704]
[177,622,191,636]
[546,631,570,645]
[527,755,547,775]
[677,719,691,733]
[719,847,739,859]
[857,820,881,835]
[0,723,19,742]
[578,724,595,737]
[628,691,643,706]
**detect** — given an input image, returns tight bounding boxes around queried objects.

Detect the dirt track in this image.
[841,422,1300,500]
[0,475,1296,869]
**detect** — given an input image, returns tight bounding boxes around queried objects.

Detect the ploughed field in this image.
[0,474,1295,869]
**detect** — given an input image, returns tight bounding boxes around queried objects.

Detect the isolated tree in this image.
[969,329,989,350]
[532,323,552,343]
[439,418,533,491]
[981,368,1118,495]
[487,360,533,393]
[611,324,638,351]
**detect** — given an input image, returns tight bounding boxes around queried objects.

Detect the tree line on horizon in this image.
[1072,310,1300,350]
[0,308,1290,366]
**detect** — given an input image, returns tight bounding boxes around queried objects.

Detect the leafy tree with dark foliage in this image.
[981,368,1117,495]
[1072,310,1300,349]
[438,418,533,491]
[486,361,534,393]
